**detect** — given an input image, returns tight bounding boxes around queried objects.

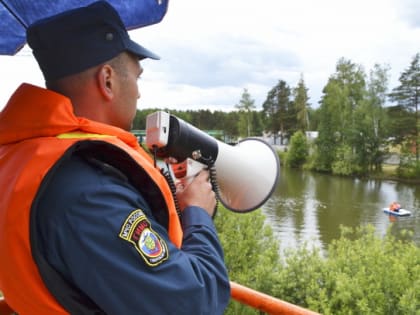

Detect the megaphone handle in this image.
[160,158,219,220]
[169,163,219,220]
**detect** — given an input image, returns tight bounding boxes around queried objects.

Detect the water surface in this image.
[262,168,420,252]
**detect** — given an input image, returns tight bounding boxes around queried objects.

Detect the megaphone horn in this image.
[145,111,280,213]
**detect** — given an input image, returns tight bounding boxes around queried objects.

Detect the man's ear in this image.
[96,64,115,100]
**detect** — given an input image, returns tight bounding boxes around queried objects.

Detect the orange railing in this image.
[230,281,320,315]
[1,283,320,315]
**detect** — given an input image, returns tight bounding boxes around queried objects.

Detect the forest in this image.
[133,53,420,179]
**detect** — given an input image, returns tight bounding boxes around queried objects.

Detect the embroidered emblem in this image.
[119,209,169,266]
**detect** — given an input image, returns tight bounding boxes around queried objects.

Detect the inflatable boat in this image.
[382,208,411,217]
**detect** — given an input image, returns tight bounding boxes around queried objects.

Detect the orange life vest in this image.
[0,83,182,314]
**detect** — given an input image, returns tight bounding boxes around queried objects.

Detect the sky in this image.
[1,0,420,112]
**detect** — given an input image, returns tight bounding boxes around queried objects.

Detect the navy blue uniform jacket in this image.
[34,153,230,314]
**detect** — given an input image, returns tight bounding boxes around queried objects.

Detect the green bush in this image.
[397,156,420,179]
[216,207,420,314]
[332,144,355,176]
[286,131,309,168]
[276,150,287,167]
[319,226,420,314]
[215,207,281,314]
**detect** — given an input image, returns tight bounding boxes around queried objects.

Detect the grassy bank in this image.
[370,164,420,184]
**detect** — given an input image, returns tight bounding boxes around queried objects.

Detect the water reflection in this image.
[262,168,420,253]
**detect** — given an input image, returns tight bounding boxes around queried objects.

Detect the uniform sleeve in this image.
[35,155,230,315]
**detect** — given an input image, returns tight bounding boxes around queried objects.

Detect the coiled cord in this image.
[153,146,182,219]
[207,161,220,218]
[160,165,182,219]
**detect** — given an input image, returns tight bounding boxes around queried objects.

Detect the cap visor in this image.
[127,40,160,60]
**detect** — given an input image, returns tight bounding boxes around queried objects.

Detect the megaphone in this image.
[145,111,280,213]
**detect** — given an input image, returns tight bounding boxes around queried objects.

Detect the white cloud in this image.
[1,0,419,111]
[1,50,44,108]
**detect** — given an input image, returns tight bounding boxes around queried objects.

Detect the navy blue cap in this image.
[26,1,159,81]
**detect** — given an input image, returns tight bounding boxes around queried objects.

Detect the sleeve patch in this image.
[119,209,169,267]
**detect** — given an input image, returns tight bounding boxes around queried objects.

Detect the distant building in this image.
[305,131,318,141]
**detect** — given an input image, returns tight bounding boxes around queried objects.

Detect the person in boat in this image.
[0,2,230,314]
[389,201,401,212]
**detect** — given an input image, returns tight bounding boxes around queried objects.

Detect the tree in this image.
[262,86,280,140]
[247,110,264,137]
[333,58,366,143]
[385,105,416,144]
[314,58,367,174]
[224,111,241,141]
[389,52,420,161]
[262,80,293,144]
[353,63,390,172]
[189,109,216,130]
[293,74,311,132]
[314,80,343,172]
[235,88,256,137]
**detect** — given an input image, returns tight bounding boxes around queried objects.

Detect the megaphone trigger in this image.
[166,158,204,194]
[170,160,188,179]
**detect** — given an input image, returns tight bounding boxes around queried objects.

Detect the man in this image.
[0,1,230,314]
[389,201,401,212]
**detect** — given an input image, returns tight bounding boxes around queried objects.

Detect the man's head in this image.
[26,0,159,82]
[26,1,158,131]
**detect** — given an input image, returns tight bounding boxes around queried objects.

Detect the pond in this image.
[262,167,420,253]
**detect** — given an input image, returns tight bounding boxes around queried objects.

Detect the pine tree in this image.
[389,53,420,161]
[235,88,256,137]
[293,74,311,132]
[262,80,292,145]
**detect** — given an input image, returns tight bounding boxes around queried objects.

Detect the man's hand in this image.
[176,170,216,217]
